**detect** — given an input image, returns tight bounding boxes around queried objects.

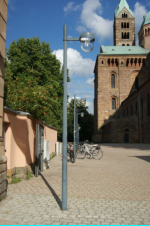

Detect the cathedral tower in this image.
[139,12,150,49]
[114,0,135,46]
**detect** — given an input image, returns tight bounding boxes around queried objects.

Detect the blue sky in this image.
[7,0,150,113]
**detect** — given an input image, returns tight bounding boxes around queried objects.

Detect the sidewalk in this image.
[0,144,150,225]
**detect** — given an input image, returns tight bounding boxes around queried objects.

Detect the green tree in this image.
[67,99,94,142]
[4,37,69,140]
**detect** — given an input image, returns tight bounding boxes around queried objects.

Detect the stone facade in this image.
[0,0,7,201]
[102,78,150,143]
[93,53,149,142]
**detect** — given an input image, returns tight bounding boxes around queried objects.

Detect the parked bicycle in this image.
[76,143,103,160]
[67,144,74,163]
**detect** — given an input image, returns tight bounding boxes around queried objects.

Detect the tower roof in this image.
[99,45,150,55]
[115,0,134,18]
[141,11,150,27]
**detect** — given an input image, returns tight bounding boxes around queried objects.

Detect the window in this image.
[135,77,138,89]
[127,22,129,28]
[111,74,115,88]
[122,44,125,46]
[127,44,130,46]
[141,99,143,118]
[112,98,116,109]
[136,102,138,114]
[121,22,123,28]
[122,13,127,18]
[147,93,150,116]
[102,60,103,64]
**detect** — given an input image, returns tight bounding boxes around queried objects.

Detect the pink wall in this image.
[3,109,57,170]
[44,126,57,155]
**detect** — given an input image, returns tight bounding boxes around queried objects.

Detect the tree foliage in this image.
[67,99,94,142]
[4,37,69,140]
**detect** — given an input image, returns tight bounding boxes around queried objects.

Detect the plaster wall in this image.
[3,110,57,170]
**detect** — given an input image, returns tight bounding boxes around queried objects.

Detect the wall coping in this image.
[3,106,58,131]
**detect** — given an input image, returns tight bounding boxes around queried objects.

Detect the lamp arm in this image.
[65,38,80,41]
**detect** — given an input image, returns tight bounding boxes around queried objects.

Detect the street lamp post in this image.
[62,25,95,211]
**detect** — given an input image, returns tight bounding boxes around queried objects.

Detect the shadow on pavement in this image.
[39,171,62,209]
[128,155,150,163]
[99,143,150,151]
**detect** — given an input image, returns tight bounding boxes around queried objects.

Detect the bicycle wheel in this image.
[93,148,103,160]
[70,152,74,163]
[76,147,86,159]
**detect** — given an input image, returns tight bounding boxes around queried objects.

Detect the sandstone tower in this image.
[0,0,8,200]
[114,0,135,46]
[138,12,150,49]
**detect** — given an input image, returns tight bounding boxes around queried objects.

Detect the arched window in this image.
[122,44,125,46]
[127,32,129,39]
[121,22,123,28]
[127,22,129,28]
[112,98,116,109]
[124,22,126,28]
[126,14,128,18]
[127,44,129,46]
[136,102,138,114]
[102,60,104,64]
[122,32,124,39]
[122,14,124,18]
[135,76,138,89]
[141,99,143,118]
[111,74,115,88]
[147,93,150,116]
[145,29,148,35]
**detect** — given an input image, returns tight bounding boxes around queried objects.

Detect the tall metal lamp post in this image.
[62,25,95,211]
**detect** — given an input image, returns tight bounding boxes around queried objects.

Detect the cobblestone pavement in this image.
[0,143,150,225]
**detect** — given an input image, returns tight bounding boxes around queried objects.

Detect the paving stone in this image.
[0,146,150,225]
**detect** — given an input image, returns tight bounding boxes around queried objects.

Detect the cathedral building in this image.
[93,0,150,143]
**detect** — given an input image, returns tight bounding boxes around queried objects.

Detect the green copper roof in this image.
[99,45,150,55]
[141,11,150,28]
[115,0,134,18]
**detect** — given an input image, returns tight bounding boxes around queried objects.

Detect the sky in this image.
[6,0,150,114]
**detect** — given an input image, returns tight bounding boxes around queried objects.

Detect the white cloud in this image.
[86,100,93,114]
[86,78,94,88]
[53,48,95,77]
[77,0,113,41]
[64,2,82,14]
[76,25,87,33]
[133,2,148,44]
[8,0,16,11]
